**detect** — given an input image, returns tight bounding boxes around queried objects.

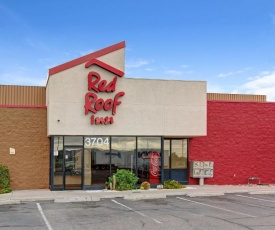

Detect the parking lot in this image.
[1,193,275,230]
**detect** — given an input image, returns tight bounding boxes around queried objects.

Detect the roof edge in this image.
[207,100,274,104]
[0,105,47,108]
[48,41,125,77]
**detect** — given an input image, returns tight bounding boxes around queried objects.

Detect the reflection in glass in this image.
[137,137,161,184]
[171,139,187,169]
[52,135,177,188]
[84,149,91,186]
[64,147,82,189]
[111,137,136,173]
[164,140,170,169]
[84,136,110,186]
[64,136,83,146]
[64,148,82,173]
[53,136,63,188]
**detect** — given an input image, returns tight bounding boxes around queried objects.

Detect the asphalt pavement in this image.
[1,184,275,205]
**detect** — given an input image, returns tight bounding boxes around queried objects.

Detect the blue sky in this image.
[1,0,275,101]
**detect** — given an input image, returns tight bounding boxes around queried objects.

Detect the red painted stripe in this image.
[0,105,47,108]
[85,59,124,77]
[207,100,270,104]
[48,41,125,77]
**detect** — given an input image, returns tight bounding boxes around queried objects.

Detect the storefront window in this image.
[51,135,168,189]
[171,139,187,169]
[137,137,161,184]
[53,136,63,188]
[111,137,136,173]
[84,136,110,186]
[64,136,83,146]
[164,140,170,169]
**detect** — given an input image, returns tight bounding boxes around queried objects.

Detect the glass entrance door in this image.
[164,139,188,184]
[64,147,83,190]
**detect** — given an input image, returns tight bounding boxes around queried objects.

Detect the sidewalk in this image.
[1,185,275,205]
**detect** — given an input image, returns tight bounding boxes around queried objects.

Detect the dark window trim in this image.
[50,135,164,190]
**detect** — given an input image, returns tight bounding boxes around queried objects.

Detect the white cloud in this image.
[80,49,95,56]
[259,70,270,76]
[126,60,149,68]
[247,70,270,80]
[218,67,251,78]
[0,68,45,86]
[181,64,189,69]
[164,70,183,76]
[218,72,234,77]
[26,38,49,51]
[233,71,275,101]
[207,83,226,93]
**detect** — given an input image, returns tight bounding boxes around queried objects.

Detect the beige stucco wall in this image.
[47,48,206,137]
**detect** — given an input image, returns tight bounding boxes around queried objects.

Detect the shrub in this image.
[0,163,12,194]
[140,181,150,190]
[163,180,185,189]
[106,169,139,191]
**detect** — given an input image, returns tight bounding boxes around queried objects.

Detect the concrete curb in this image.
[16,198,55,202]
[55,197,93,203]
[1,186,275,204]
[186,192,225,197]
[0,200,21,205]
[249,190,275,195]
[124,193,167,200]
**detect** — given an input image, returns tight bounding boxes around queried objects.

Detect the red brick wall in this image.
[189,101,275,185]
[0,107,49,190]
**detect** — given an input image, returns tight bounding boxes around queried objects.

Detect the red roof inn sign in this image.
[84,59,125,125]
[47,41,206,136]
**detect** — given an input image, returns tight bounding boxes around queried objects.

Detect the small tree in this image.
[106,169,139,191]
[0,163,12,194]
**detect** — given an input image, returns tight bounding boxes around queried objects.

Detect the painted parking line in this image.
[37,203,53,230]
[176,197,256,218]
[236,194,275,203]
[111,199,162,224]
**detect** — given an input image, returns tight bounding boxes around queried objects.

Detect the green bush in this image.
[0,163,12,194]
[106,169,139,191]
[163,180,185,189]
